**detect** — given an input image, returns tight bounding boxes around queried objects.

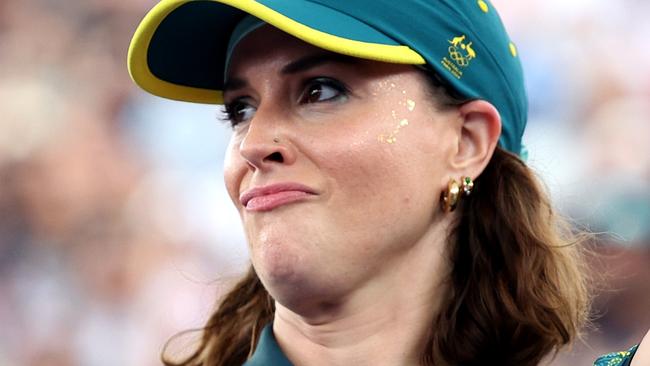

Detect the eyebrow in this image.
[280,52,358,74]
[223,78,247,94]
[223,53,359,94]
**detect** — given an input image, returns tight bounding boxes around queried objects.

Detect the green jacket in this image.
[594,345,638,366]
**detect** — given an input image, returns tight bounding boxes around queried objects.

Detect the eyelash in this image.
[221,77,350,128]
[221,99,255,127]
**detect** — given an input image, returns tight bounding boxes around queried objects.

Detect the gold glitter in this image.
[378,119,410,144]
[406,99,416,111]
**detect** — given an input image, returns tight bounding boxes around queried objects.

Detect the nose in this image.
[238,116,296,172]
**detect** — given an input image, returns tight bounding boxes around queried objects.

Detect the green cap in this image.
[128,0,528,154]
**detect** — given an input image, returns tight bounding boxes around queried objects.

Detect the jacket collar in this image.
[243,324,294,366]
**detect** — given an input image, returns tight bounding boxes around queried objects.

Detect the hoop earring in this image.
[441,176,474,213]
[441,179,460,213]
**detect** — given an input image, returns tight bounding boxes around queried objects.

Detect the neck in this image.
[271,225,450,366]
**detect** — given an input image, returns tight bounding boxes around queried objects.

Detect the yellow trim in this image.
[218,0,425,64]
[128,0,425,104]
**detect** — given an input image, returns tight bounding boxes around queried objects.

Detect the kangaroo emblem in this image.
[464,42,476,60]
[446,35,476,67]
[443,34,477,78]
[449,35,466,47]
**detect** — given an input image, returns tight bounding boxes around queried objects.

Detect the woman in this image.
[127,1,648,365]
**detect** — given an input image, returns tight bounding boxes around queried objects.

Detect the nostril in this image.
[265,152,284,163]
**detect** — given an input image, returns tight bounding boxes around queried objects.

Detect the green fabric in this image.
[144,0,527,154]
[243,324,294,366]
[255,0,402,45]
[224,15,266,77]
[594,344,638,366]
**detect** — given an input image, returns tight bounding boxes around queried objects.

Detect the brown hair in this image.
[162,76,591,366]
[423,148,590,366]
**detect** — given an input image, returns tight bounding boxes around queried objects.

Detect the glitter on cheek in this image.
[406,99,416,112]
[378,119,410,144]
[377,83,414,144]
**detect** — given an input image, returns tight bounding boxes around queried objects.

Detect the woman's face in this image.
[223,27,460,309]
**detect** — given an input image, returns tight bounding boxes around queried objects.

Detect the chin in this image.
[256,242,301,282]
[248,221,319,283]
[254,244,340,313]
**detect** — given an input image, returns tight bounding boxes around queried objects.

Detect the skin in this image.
[223,26,501,366]
[632,329,650,366]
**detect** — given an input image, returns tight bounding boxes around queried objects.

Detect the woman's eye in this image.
[299,78,349,104]
[224,100,256,126]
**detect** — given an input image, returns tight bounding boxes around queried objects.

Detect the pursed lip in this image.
[239,183,317,212]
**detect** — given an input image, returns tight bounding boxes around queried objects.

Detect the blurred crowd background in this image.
[0,0,648,365]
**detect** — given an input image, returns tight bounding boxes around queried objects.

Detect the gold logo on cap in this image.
[441,35,476,79]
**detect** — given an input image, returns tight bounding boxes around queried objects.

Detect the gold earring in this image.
[441,177,474,213]
[441,179,460,213]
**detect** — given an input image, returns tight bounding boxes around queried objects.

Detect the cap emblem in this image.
[441,35,476,79]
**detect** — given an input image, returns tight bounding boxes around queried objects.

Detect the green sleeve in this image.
[594,344,639,366]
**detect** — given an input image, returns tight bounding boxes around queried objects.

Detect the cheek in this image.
[319,123,435,217]
[223,139,244,206]
[322,106,452,220]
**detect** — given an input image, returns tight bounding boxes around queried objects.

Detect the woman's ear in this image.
[451,100,502,178]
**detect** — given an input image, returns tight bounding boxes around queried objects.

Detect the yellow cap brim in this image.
[127,0,424,104]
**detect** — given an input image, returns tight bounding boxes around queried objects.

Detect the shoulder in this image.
[631,329,650,366]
